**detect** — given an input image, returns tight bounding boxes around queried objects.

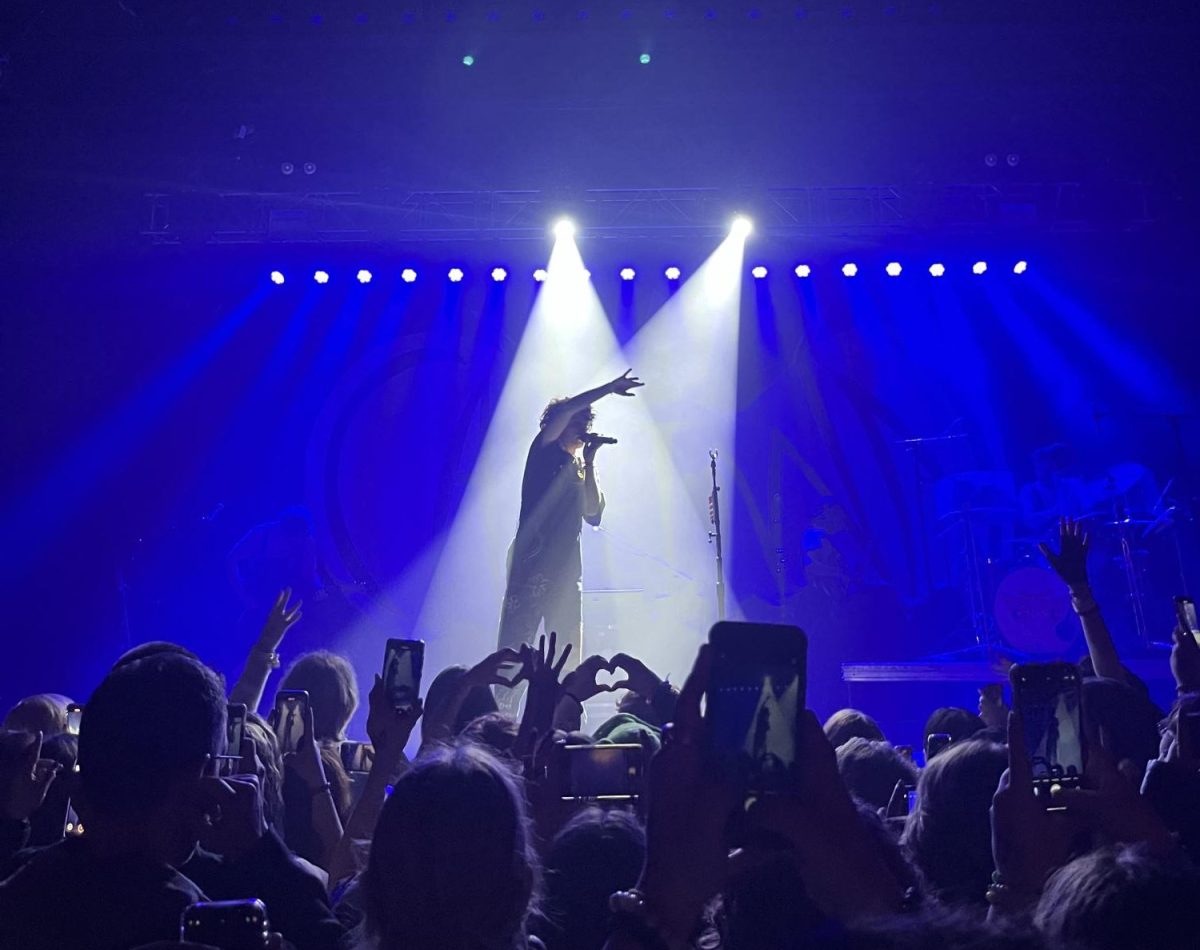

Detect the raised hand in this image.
[258,588,303,652]
[1039,517,1091,589]
[607,368,644,397]
[0,731,61,822]
[610,652,663,698]
[513,632,574,756]
[200,772,267,860]
[560,653,614,705]
[366,674,423,775]
[463,647,525,690]
[1171,624,1200,695]
[511,631,573,691]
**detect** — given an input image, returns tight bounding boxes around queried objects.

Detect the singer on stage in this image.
[497,370,644,673]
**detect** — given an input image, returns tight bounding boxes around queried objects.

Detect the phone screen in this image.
[905,786,919,814]
[562,744,644,801]
[925,732,954,762]
[227,704,247,757]
[65,704,83,736]
[1176,597,1199,642]
[707,622,807,794]
[1011,663,1085,804]
[181,900,270,950]
[383,639,425,711]
[273,691,309,755]
[341,741,375,774]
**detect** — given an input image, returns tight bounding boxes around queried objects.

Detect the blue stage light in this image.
[972,261,987,275]
[751,265,768,279]
[620,267,636,281]
[270,271,285,285]
[356,269,373,284]
[401,268,417,283]
[491,267,508,282]
[664,266,681,280]
[885,262,902,277]
[314,270,330,284]
[639,52,651,64]
[1014,260,1028,274]
[841,263,858,277]
[929,263,946,277]
[794,264,811,278]
[533,268,548,282]
[462,54,475,66]
[448,267,464,283]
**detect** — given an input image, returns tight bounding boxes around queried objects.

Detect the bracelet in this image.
[986,871,1039,910]
[253,648,282,669]
[310,782,333,799]
[1069,588,1099,617]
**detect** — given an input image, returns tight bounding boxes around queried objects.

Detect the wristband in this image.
[254,648,282,669]
[1069,587,1099,617]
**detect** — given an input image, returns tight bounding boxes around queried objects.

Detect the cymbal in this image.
[1091,462,1153,501]
[937,507,1017,522]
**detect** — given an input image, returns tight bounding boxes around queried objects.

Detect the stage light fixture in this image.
[491,267,508,282]
[401,268,417,283]
[533,268,548,282]
[281,162,295,175]
[664,266,682,281]
[303,162,317,175]
[639,52,651,64]
[794,264,811,278]
[972,261,988,275]
[619,267,636,281]
[314,270,330,284]
[270,270,285,285]
[1014,260,1028,274]
[885,261,902,277]
[751,265,768,279]
[730,216,753,238]
[553,218,576,239]
[929,263,946,277]
[356,269,373,284]
[462,54,475,66]
[841,263,858,277]
[448,267,464,283]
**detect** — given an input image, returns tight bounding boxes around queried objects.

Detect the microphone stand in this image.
[708,449,726,621]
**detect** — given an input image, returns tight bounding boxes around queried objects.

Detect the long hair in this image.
[278,650,359,742]
[364,742,541,950]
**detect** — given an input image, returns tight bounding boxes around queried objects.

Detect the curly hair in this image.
[540,399,594,431]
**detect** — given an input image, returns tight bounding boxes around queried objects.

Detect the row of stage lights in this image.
[267,217,1027,285]
[269,259,1029,286]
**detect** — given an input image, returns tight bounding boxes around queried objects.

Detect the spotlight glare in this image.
[841,262,858,277]
[356,268,373,284]
[490,267,508,282]
[885,261,902,277]
[619,267,636,281]
[730,216,754,238]
[533,268,548,282]
[1014,260,1028,274]
[462,54,475,66]
[269,270,285,285]
[929,263,946,277]
[313,269,330,284]
[751,265,768,279]
[972,261,988,275]
[794,264,811,278]
[401,268,417,283]
[639,52,651,64]
[448,267,464,283]
[664,266,682,281]
[552,218,576,239]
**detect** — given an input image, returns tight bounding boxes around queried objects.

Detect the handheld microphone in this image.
[585,434,619,446]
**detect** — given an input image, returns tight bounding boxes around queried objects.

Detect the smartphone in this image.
[65,704,83,736]
[272,690,309,755]
[706,621,807,795]
[181,899,270,950]
[383,638,425,711]
[340,740,375,774]
[925,732,954,761]
[1010,662,1086,808]
[227,704,247,759]
[905,785,919,814]
[63,800,83,837]
[560,743,645,801]
[1175,597,1199,643]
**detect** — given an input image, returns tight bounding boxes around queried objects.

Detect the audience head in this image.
[76,653,225,862]
[278,651,359,743]
[923,707,986,750]
[538,808,645,950]
[3,694,70,737]
[824,708,886,749]
[422,665,499,744]
[1036,844,1200,950]
[836,738,919,811]
[112,641,202,669]
[460,711,520,759]
[902,738,1007,907]
[364,742,539,950]
[1082,677,1162,781]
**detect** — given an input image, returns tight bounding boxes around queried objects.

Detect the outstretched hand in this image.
[1039,517,1090,589]
[607,368,644,397]
[0,731,61,822]
[366,674,423,775]
[258,588,303,652]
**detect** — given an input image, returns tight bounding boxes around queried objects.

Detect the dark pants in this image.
[496,541,582,712]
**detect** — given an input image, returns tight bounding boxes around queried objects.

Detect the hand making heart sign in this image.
[561,652,664,704]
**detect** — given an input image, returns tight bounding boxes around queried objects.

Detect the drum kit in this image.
[932,462,1194,659]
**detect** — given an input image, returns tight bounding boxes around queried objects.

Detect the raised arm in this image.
[539,369,643,445]
[1039,518,1127,684]
[230,589,303,712]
